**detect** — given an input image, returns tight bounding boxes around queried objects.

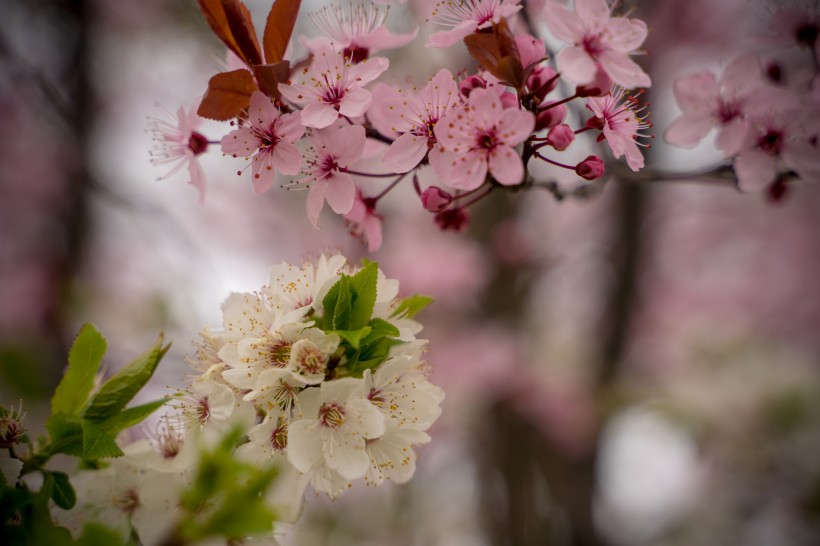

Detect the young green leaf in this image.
[45,414,85,457]
[80,420,123,459]
[76,523,130,546]
[82,335,169,423]
[392,295,434,319]
[361,318,400,347]
[51,323,107,416]
[322,277,342,330]
[46,471,76,510]
[349,261,378,330]
[332,276,352,331]
[331,327,372,351]
[99,397,171,436]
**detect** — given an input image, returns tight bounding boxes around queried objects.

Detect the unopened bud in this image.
[535,103,567,131]
[575,155,605,180]
[434,207,470,232]
[421,186,453,212]
[546,124,575,151]
[460,75,487,98]
[500,91,519,109]
[527,65,558,102]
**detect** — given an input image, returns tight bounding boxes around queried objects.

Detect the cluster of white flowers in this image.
[55,254,443,544]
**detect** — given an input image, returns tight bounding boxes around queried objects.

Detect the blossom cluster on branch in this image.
[1,256,442,545]
[151,0,655,251]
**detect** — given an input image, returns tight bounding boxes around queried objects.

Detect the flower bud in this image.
[575,155,605,180]
[535,103,567,131]
[500,91,519,109]
[576,65,612,98]
[460,75,487,98]
[434,207,470,232]
[546,124,575,151]
[421,186,453,212]
[527,65,558,102]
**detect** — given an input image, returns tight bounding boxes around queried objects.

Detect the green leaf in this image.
[82,335,169,423]
[99,397,171,435]
[81,420,123,459]
[46,471,76,510]
[45,414,85,457]
[331,327,371,351]
[76,523,129,546]
[349,261,378,330]
[321,276,341,330]
[51,324,107,416]
[392,295,434,319]
[332,276,352,331]
[361,318,400,347]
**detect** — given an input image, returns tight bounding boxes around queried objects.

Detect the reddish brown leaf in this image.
[196,0,246,64]
[494,56,525,89]
[252,61,291,98]
[220,0,263,67]
[464,33,502,72]
[463,22,524,90]
[197,69,258,121]
[263,0,302,63]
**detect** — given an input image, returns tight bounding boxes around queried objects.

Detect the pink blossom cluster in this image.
[665,3,820,195]
[151,0,654,252]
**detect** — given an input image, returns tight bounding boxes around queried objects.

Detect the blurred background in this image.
[2,0,820,545]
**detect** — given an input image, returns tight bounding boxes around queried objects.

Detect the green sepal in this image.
[51,324,107,416]
[81,335,170,423]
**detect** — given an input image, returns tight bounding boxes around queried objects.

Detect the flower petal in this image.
[543,1,585,43]
[323,172,356,215]
[597,50,651,88]
[286,420,324,473]
[382,132,428,173]
[338,86,373,118]
[734,149,776,192]
[556,45,597,84]
[301,102,340,129]
[489,146,524,185]
[664,115,715,148]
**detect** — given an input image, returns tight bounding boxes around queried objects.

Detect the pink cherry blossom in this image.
[220,91,305,195]
[302,3,418,62]
[289,124,366,227]
[434,88,535,189]
[426,0,522,48]
[148,101,208,202]
[733,108,820,192]
[279,47,389,129]
[375,68,461,173]
[585,87,651,171]
[344,191,383,252]
[664,55,778,156]
[544,0,650,88]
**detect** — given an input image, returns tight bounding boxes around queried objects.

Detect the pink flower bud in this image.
[575,156,605,180]
[500,91,519,109]
[546,124,575,151]
[434,208,470,232]
[576,65,613,98]
[421,186,453,212]
[527,65,558,102]
[460,75,487,98]
[535,103,567,131]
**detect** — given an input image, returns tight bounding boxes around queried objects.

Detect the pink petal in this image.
[221,127,257,157]
[782,141,820,183]
[496,109,536,146]
[425,21,477,48]
[602,17,648,52]
[673,72,719,115]
[329,125,367,166]
[306,181,327,227]
[338,86,372,118]
[367,83,403,138]
[363,216,382,252]
[556,46,597,84]
[623,141,645,171]
[187,157,206,203]
[721,54,762,95]
[514,35,546,68]
[277,111,305,142]
[449,151,488,190]
[323,172,356,214]
[489,146,524,185]
[301,102,340,129]
[575,0,611,28]
[382,132,428,173]
[251,156,276,194]
[278,83,307,106]
[349,56,390,85]
[715,117,749,158]
[468,88,504,126]
[271,142,302,175]
[299,35,334,54]
[543,1,584,43]
[734,150,776,191]
[597,50,651,88]
[248,90,279,129]
[664,115,715,148]
[359,26,418,52]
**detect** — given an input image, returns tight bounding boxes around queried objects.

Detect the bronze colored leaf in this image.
[464,22,524,90]
[263,0,302,63]
[253,61,291,98]
[196,0,246,65]
[494,55,525,90]
[197,69,258,121]
[464,33,502,72]
[220,0,263,67]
